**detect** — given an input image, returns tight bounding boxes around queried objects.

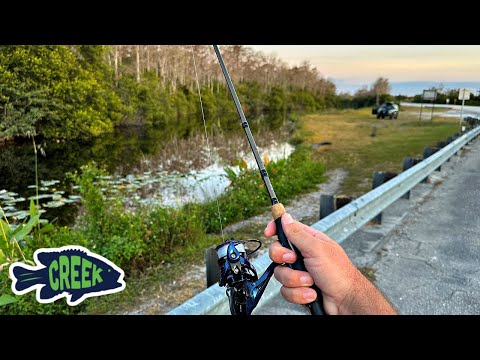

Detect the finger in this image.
[274,266,314,287]
[301,223,336,244]
[280,286,318,305]
[264,220,276,238]
[264,212,333,241]
[277,213,334,243]
[266,214,332,243]
[280,213,323,258]
[269,241,297,264]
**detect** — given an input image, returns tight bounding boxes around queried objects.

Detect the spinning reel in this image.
[215,238,278,315]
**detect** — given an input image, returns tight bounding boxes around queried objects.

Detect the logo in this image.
[9,246,125,306]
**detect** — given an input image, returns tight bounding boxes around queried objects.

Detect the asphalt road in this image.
[255,136,480,315]
[401,102,480,119]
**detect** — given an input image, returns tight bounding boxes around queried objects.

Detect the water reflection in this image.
[0,113,292,225]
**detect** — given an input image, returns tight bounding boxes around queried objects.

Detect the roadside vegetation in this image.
[300,108,460,196]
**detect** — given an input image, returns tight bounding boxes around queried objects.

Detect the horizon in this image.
[248,45,480,95]
[336,80,480,96]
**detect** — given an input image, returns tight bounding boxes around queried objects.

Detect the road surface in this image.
[255,135,480,315]
[401,102,480,119]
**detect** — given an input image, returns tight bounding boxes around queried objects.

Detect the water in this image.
[157,141,294,207]
[0,116,293,225]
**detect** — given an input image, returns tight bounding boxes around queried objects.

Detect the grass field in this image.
[301,108,460,196]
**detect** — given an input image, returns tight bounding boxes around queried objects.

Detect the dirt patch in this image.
[224,168,347,233]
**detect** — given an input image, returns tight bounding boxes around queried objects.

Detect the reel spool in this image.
[215,238,277,315]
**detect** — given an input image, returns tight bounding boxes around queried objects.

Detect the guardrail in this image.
[168,125,480,315]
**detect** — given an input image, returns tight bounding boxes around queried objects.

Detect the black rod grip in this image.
[275,216,326,315]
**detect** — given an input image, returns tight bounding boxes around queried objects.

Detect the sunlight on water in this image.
[158,141,295,207]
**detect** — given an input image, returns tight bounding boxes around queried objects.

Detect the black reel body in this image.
[216,238,277,315]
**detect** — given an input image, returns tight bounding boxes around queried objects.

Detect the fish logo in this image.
[9,246,126,306]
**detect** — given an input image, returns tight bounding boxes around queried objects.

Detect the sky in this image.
[248,45,480,95]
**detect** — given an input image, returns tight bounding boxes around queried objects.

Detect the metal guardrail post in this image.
[371,171,398,224]
[320,194,334,220]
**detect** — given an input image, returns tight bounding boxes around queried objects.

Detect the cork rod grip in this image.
[271,203,326,315]
[271,203,286,220]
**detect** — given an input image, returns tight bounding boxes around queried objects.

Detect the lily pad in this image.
[40,180,60,187]
[27,185,38,189]
[0,195,15,201]
[42,201,66,208]
[4,210,29,220]
[51,194,64,201]
[63,199,78,204]
[11,197,26,203]
[28,194,53,201]
[126,184,142,191]
[0,190,6,195]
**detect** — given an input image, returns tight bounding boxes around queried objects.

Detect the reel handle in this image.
[272,204,326,315]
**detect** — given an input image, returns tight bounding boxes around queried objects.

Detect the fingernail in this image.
[282,252,296,262]
[303,289,317,301]
[300,275,312,286]
[282,213,294,225]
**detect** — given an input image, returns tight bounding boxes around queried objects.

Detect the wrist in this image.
[338,269,397,315]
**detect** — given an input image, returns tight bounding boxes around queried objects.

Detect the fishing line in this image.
[191,45,225,241]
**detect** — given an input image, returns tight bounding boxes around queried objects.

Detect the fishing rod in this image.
[213,45,325,315]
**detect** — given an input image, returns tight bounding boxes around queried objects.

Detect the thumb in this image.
[281,213,322,258]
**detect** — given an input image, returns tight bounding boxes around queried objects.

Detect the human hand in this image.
[265,213,396,315]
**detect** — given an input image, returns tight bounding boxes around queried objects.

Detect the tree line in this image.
[335,77,397,109]
[0,45,337,141]
[411,87,480,107]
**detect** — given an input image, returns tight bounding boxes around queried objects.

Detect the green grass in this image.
[81,232,219,314]
[83,220,282,314]
[302,108,460,196]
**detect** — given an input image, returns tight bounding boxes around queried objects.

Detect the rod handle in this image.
[272,204,326,315]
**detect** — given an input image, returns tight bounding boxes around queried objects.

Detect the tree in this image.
[372,77,391,105]
[0,45,125,139]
